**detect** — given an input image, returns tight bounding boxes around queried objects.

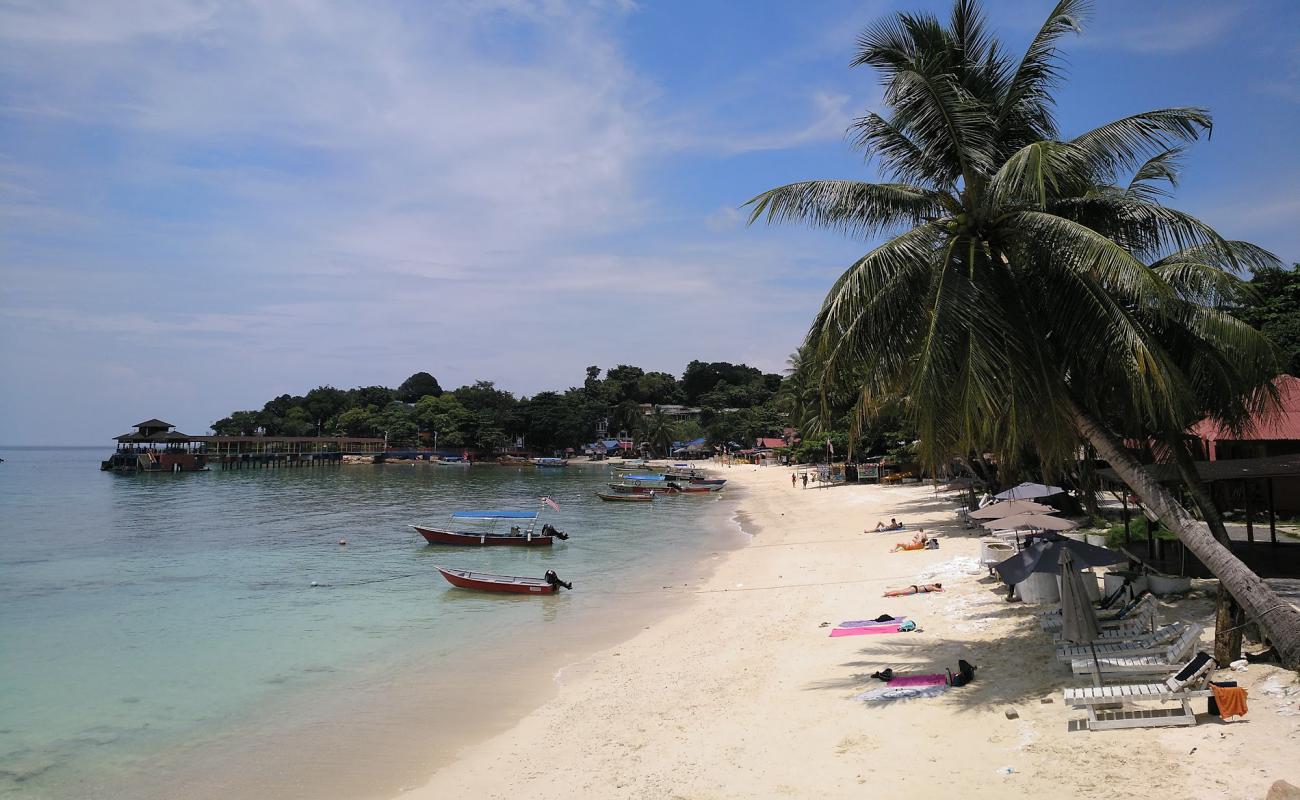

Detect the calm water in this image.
[0,448,742,799]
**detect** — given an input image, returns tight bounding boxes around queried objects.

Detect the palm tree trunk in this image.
[1163,435,1246,664]
[1071,401,1300,669]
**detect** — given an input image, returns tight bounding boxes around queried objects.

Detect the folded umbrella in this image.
[994,533,1126,587]
[1058,549,1100,645]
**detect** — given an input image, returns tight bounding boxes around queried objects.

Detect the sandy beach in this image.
[403,464,1299,800]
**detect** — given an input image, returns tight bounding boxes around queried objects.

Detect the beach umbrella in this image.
[968,500,1054,520]
[994,482,1065,501]
[1058,549,1100,645]
[994,533,1126,586]
[982,512,1079,531]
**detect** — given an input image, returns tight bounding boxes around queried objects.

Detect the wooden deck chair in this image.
[1063,652,1216,730]
[1070,623,1203,681]
[1055,622,1189,662]
[1041,593,1157,634]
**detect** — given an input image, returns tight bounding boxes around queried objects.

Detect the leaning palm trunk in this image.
[1074,403,1300,668]
[1164,435,1248,663]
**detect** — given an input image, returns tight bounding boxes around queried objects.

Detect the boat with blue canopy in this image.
[412,503,568,547]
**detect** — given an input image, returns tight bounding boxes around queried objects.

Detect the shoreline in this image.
[399,465,1299,800]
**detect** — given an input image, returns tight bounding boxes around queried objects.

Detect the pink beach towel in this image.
[829,625,903,637]
[838,617,907,628]
[886,673,947,688]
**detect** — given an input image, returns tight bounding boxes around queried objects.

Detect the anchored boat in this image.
[412,507,568,546]
[436,566,572,594]
[595,491,654,502]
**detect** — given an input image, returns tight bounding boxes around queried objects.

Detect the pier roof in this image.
[134,418,174,429]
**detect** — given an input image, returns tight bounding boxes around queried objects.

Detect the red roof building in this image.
[755,437,787,449]
[1190,375,1300,461]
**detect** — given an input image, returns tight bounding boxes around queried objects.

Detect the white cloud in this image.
[0,0,869,443]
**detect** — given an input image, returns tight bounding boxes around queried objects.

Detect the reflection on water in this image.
[0,448,739,799]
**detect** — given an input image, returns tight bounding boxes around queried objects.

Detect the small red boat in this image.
[436,566,571,594]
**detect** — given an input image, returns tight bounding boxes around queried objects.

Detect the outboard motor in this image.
[544,570,573,591]
[542,523,569,541]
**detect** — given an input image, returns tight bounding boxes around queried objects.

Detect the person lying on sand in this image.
[890,531,929,551]
[871,518,904,532]
[882,583,943,596]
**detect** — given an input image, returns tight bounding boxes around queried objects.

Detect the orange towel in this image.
[1211,684,1248,720]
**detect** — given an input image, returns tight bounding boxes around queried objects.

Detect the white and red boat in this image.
[436,566,572,594]
[412,507,568,547]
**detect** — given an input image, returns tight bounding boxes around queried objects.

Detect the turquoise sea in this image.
[0,448,743,799]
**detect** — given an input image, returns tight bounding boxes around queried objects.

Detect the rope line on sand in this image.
[586,572,935,596]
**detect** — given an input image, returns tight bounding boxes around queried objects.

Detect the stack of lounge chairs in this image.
[1063,651,1217,731]
[1029,583,1234,731]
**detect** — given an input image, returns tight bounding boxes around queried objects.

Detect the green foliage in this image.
[1105,516,1178,548]
[396,372,443,402]
[213,360,788,454]
[334,406,377,437]
[682,360,776,407]
[414,394,472,447]
[1233,264,1300,377]
[646,409,678,457]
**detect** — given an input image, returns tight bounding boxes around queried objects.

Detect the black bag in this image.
[948,659,977,687]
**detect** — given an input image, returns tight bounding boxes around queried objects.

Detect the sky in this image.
[2,0,1298,445]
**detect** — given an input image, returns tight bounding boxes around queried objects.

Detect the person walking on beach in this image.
[791,473,797,488]
[801,473,808,489]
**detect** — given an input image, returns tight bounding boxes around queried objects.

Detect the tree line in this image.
[211,361,788,455]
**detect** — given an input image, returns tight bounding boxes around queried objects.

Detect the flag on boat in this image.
[542,497,561,512]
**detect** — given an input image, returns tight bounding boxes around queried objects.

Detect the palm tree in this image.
[646,408,678,458]
[747,0,1300,665]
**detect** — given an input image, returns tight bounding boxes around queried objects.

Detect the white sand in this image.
[401,466,1299,799]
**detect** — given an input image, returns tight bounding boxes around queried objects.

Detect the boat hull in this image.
[595,492,653,502]
[437,566,557,594]
[413,525,554,546]
[607,483,678,494]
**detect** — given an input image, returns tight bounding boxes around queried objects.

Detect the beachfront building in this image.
[638,403,702,421]
[1191,374,1300,461]
[102,418,386,472]
[1096,377,1300,578]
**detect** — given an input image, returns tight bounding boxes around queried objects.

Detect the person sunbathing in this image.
[890,531,929,551]
[871,518,904,532]
[883,583,943,596]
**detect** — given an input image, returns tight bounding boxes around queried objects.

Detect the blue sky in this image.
[2,0,1298,445]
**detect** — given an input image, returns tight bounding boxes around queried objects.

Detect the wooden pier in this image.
[103,419,386,473]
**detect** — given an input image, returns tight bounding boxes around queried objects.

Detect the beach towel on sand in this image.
[855,684,948,703]
[886,673,948,688]
[838,616,907,628]
[830,625,904,637]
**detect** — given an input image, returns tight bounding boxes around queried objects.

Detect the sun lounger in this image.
[1055,622,1188,662]
[1070,623,1203,680]
[1063,652,1216,730]
[1050,616,1154,643]
[1041,593,1157,633]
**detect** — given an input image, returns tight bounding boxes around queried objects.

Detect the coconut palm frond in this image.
[743,180,949,238]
